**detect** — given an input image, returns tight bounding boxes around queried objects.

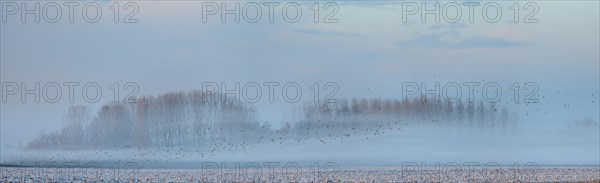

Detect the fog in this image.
[1,89,598,167]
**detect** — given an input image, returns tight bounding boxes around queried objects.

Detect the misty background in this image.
[1,1,599,166]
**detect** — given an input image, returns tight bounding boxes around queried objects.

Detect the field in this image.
[2,166,599,182]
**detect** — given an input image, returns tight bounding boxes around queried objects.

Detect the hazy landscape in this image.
[1,0,599,182]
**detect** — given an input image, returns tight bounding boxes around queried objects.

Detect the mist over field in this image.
[1,89,597,167]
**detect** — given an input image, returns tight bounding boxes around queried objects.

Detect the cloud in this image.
[291,29,368,39]
[403,33,523,49]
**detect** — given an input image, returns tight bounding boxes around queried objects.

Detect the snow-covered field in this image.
[2,166,599,182]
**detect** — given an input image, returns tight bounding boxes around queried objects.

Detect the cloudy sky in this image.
[1,1,599,164]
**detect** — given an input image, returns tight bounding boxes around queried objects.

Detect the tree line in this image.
[26,91,517,150]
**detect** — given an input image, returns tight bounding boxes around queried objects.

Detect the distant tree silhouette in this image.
[27,93,517,150]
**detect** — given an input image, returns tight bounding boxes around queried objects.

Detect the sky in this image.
[1,1,599,165]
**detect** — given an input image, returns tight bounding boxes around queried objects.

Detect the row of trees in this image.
[290,97,518,141]
[302,97,516,124]
[27,91,261,150]
[27,92,518,150]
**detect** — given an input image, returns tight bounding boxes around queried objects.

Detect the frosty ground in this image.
[2,166,599,182]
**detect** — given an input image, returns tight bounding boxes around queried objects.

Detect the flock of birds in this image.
[9,115,516,169]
